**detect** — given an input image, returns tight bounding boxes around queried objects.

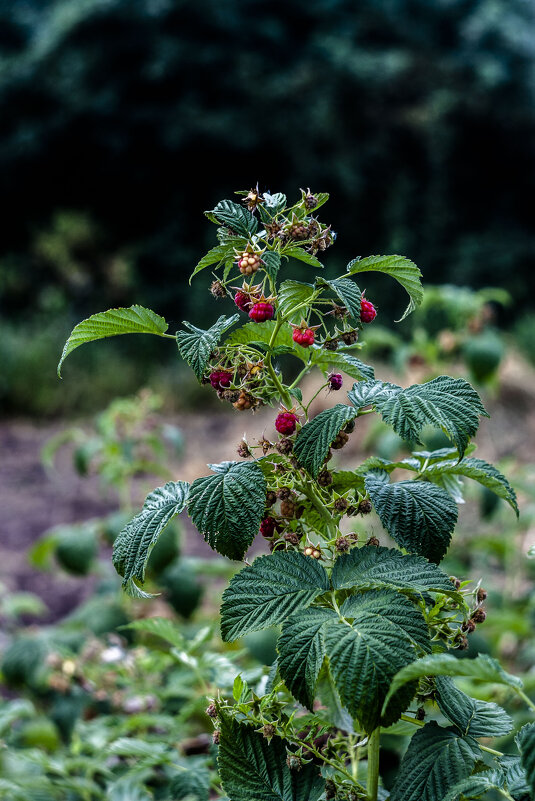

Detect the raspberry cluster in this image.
[209,370,233,389]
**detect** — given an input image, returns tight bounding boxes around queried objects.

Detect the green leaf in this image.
[365,470,458,563]
[324,589,424,731]
[113,481,189,597]
[311,350,375,381]
[211,199,258,237]
[425,457,518,516]
[120,617,184,649]
[441,769,515,801]
[220,551,329,641]
[315,663,355,733]
[170,769,210,801]
[58,305,168,376]
[346,254,423,321]
[332,546,458,597]
[435,676,513,738]
[498,755,531,798]
[379,376,488,458]
[389,721,480,801]
[278,607,335,709]
[516,723,535,798]
[315,277,362,321]
[188,461,266,560]
[277,280,316,321]
[340,589,431,653]
[262,251,281,283]
[383,653,523,715]
[176,314,239,380]
[189,243,233,282]
[284,247,324,269]
[218,711,325,801]
[294,404,358,477]
[348,378,401,409]
[262,192,287,216]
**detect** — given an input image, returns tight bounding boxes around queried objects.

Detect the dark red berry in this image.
[293,327,315,347]
[249,302,275,322]
[260,517,276,537]
[360,297,377,323]
[234,290,252,312]
[328,373,343,391]
[275,412,299,435]
[209,370,233,389]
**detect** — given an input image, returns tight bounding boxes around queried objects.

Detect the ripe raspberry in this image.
[275,411,299,435]
[210,280,226,298]
[249,302,275,322]
[293,327,315,347]
[260,517,276,538]
[237,250,263,275]
[209,370,233,389]
[328,373,343,391]
[234,290,252,312]
[341,330,359,345]
[360,297,377,323]
[331,431,349,450]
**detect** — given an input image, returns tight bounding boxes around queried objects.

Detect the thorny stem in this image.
[366,727,380,801]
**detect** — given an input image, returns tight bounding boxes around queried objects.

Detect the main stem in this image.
[367,727,380,801]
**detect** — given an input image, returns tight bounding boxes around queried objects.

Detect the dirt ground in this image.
[2,355,534,623]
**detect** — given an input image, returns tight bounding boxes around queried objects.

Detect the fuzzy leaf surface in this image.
[218,712,324,801]
[435,676,513,737]
[176,314,239,380]
[58,305,168,376]
[383,653,523,714]
[188,461,266,560]
[389,721,480,801]
[365,470,458,562]
[346,254,423,321]
[315,277,362,321]
[113,481,189,596]
[332,546,457,597]
[277,607,336,709]
[312,350,375,381]
[294,404,358,477]
[516,723,535,798]
[348,378,401,409]
[211,199,258,237]
[426,457,518,516]
[340,589,431,653]
[220,551,329,642]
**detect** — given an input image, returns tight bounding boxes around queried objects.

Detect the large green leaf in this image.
[187,461,266,560]
[425,457,518,516]
[323,589,423,732]
[220,551,329,641]
[441,766,526,801]
[218,712,325,801]
[389,722,480,801]
[516,723,535,798]
[277,607,336,709]
[210,199,258,237]
[176,314,239,380]
[348,378,401,409]
[294,404,358,477]
[435,676,513,738]
[277,280,316,321]
[365,470,458,563]
[383,653,523,715]
[346,254,423,321]
[340,589,430,653]
[113,481,189,597]
[58,305,168,376]
[332,546,458,597]
[315,277,362,321]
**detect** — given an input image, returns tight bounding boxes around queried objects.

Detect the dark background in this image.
[1,0,534,414]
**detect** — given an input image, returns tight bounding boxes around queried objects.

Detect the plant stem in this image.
[366,727,380,801]
[517,689,535,713]
[288,362,311,390]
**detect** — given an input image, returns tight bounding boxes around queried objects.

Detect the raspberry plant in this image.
[59,188,535,801]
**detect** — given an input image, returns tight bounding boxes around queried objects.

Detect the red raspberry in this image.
[249,302,275,322]
[292,328,315,347]
[234,290,252,312]
[260,517,276,537]
[275,411,299,435]
[360,297,377,323]
[209,370,233,389]
[328,373,343,390]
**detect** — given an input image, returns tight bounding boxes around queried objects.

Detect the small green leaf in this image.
[169,769,210,801]
[262,251,281,283]
[188,461,266,561]
[218,711,325,801]
[210,199,258,237]
[278,607,336,709]
[58,305,168,376]
[311,350,375,381]
[189,244,233,282]
[425,457,518,516]
[441,769,516,801]
[220,551,329,641]
[365,470,458,563]
[176,314,239,380]
[435,676,513,738]
[278,280,316,321]
[262,192,287,216]
[284,247,324,269]
[120,617,184,649]
[113,481,189,597]
[389,722,480,801]
[315,277,362,321]
[516,723,535,798]
[332,546,458,597]
[346,254,423,321]
[348,379,401,409]
[294,404,358,477]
